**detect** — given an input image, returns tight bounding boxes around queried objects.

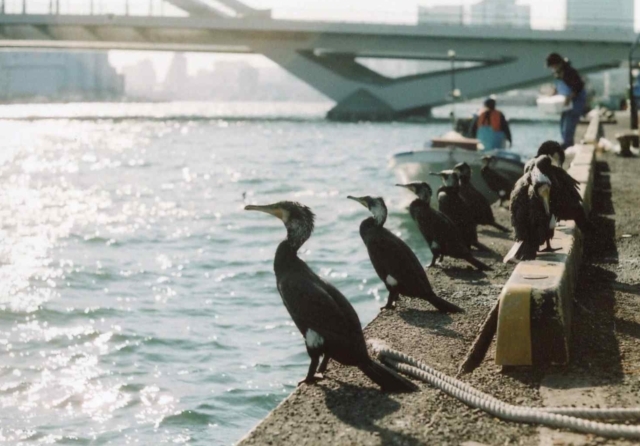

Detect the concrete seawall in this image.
[238,121,640,445]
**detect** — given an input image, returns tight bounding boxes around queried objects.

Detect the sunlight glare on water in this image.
[0,102,555,445]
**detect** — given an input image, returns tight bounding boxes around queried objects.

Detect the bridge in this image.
[0,0,636,120]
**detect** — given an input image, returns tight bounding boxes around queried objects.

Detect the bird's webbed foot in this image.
[539,241,561,253]
[297,374,324,386]
[381,291,399,311]
[299,356,321,386]
[539,246,561,253]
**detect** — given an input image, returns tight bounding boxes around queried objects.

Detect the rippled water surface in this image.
[0,102,556,445]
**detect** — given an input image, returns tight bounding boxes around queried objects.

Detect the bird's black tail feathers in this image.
[422,290,464,313]
[359,359,418,393]
[490,222,510,232]
[464,254,492,271]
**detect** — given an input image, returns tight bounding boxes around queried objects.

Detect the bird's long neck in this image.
[284,219,312,252]
[370,203,387,226]
[443,183,459,193]
[413,196,431,208]
[274,240,301,277]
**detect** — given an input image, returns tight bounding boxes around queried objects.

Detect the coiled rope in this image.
[377,348,640,439]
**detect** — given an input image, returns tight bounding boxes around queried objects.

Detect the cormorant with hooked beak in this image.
[396,182,491,271]
[480,156,515,206]
[525,151,592,233]
[245,201,417,392]
[431,170,481,250]
[453,162,509,232]
[348,195,463,313]
[504,165,555,262]
[524,140,566,172]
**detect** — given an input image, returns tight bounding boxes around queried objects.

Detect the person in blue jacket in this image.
[546,53,587,150]
[469,98,512,150]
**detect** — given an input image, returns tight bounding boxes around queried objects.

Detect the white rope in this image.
[378,348,640,439]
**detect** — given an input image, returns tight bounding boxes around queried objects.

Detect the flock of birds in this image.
[244,140,592,392]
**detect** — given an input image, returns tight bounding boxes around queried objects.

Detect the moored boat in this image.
[389,132,524,205]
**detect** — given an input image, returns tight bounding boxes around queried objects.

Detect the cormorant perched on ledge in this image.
[537,140,565,168]
[525,150,592,233]
[524,140,565,172]
[504,165,555,262]
[480,156,515,207]
[396,182,491,271]
[348,195,463,313]
[453,162,509,232]
[245,201,417,392]
[431,170,481,250]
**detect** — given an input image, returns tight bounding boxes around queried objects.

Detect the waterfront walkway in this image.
[239,118,640,446]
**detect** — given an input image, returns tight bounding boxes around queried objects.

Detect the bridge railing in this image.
[0,0,636,33]
[0,0,188,17]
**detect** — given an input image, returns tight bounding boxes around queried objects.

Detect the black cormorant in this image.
[396,182,491,271]
[480,156,515,206]
[347,195,463,313]
[524,141,566,173]
[430,170,481,250]
[504,166,555,262]
[453,162,509,232]
[536,140,566,168]
[245,201,417,392]
[529,151,592,233]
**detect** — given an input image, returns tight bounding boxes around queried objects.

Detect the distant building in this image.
[163,53,189,97]
[566,0,633,30]
[470,0,530,28]
[138,53,324,102]
[0,51,123,100]
[418,5,464,25]
[122,59,158,98]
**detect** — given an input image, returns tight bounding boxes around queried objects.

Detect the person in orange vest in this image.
[469,98,512,150]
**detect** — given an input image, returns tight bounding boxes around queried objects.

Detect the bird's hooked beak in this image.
[244,203,285,221]
[347,195,368,208]
[395,183,413,191]
[538,184,551,215]
[429,171,444,177]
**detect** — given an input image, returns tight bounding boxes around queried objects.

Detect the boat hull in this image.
[389,148,524,206]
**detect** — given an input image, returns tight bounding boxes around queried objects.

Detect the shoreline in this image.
[237,118,640,445]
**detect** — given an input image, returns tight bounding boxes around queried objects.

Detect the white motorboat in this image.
[389,132,525,205]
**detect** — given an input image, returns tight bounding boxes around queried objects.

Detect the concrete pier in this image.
[238,117,640,445]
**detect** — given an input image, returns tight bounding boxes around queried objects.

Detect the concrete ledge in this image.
[495,145,595,366]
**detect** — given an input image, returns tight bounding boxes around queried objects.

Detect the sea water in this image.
[0,102,555,445]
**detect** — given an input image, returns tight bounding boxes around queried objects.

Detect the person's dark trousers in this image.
[560,110,581,150]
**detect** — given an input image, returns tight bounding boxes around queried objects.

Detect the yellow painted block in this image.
[493,144,594,367]
[495,284,533,366]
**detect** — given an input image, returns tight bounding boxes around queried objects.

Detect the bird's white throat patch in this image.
[370,201,386,225]
[531,168,551,186]
[385,275,398,287]
[305,329,324,349]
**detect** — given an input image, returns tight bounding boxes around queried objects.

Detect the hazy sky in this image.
[65,0,626,81]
